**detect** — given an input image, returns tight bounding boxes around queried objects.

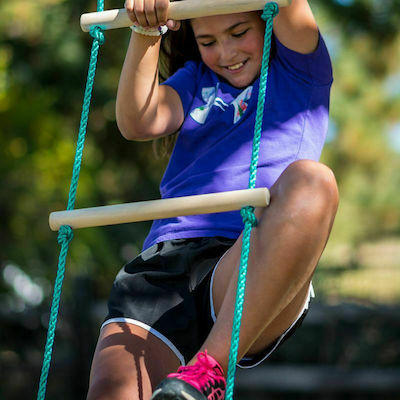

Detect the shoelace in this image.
[169,352,223,388]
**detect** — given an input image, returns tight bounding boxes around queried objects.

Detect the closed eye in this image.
[232,28,249,38]
[200,41,215,47]
[198,27,249,46]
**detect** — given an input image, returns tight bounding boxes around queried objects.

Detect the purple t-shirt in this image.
[143,33,333,250]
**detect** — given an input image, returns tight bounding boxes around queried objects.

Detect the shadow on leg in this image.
[87,322,181,400]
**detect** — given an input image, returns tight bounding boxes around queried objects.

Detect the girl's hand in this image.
[166,19,181,31]
[125,0,180,30]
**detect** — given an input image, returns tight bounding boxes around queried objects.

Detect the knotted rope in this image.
[225,3,279,399]
[36,1,105,398]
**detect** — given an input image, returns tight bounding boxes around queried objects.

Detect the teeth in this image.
[227,62,244,70]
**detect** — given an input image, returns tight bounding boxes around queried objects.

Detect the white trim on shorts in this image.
[209,252,315,369]
[101,318,186,366]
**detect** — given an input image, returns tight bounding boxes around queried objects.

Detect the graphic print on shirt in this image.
[231,86,253,124]
[190,84,253,125]
[190,83,228,124]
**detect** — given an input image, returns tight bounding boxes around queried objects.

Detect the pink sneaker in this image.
[151,351,226,400]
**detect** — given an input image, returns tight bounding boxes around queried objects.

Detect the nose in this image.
[219,38,239,64]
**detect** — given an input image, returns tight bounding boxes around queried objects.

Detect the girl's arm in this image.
[273,0,319,55]
[116,0,184,141]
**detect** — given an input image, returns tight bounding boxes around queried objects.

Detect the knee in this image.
[86,380,107,400]
[86,377,124,400]
[273,160,339,221]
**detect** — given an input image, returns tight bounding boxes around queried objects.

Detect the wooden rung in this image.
[80,0,291,32]
[49,188,270,231]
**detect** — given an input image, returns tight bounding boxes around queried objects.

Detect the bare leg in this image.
[191,160,339,372]
[87,322,181,400]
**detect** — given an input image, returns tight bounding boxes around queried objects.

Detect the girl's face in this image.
[191,12,265,89]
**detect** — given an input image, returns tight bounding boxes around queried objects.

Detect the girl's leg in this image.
[196,159,339,372]
[87,322,181,400]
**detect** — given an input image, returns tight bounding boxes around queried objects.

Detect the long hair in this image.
[153,19,201,158]
[159,20,201,80]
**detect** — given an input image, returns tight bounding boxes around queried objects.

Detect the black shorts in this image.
[103,237,313,368]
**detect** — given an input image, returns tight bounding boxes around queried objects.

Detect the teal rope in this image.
[225,3,279,400]
[36,9,105,400]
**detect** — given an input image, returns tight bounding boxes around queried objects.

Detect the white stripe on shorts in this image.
[101,318,186,366]
[209,253,315,369]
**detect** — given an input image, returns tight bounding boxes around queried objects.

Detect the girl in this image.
[87,1,338,399]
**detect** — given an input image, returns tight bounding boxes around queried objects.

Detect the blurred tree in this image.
[1,0,400,398]
[318,0,400,247]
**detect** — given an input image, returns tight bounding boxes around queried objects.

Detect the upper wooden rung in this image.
[80,0,291,32]
[49,188,270,231]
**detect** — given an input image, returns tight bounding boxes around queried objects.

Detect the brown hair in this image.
[153,19,201,158]
[159,20,201,80]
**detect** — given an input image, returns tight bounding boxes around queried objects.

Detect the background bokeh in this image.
[1,0,399,398]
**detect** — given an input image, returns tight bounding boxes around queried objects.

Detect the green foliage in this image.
[1,0,400,397]
[1,0,166,288]
[1,0,399,297]
[316,1,400,252]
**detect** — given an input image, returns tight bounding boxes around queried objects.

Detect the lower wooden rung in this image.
[49,188,270,231]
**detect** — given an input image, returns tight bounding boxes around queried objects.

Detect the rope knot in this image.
[240,206,258,227]
[89,26,105,45]
[58,225,74,245]
[262,2,279,21]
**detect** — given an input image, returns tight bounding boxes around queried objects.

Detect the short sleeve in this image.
[161,61,199,118]
[274,32,333,86]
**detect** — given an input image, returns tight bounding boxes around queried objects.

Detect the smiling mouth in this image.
[225,60,248,71]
